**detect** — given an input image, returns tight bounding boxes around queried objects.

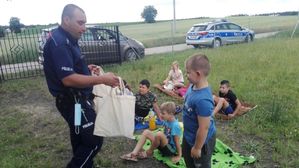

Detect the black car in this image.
[38,25,145,65]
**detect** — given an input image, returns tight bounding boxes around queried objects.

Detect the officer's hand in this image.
[101,72,119,87]
[88,64,102,76]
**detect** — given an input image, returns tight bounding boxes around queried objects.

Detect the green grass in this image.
[119,16,298,47]
[0,31,299,167]
[104,32,299,167]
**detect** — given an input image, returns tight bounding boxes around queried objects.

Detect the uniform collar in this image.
[58,26,78,45]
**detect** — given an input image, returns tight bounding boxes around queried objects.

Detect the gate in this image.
[0,27,43,82]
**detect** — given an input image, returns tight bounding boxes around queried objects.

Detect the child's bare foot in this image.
[120,153,138,162]
[171,155,181,163]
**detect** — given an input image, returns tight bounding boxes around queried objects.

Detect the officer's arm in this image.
[62,73,119,88]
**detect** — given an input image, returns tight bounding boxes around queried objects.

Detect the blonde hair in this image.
[160,102,176,115]
[172,61,179,66]
[186,53,210,76]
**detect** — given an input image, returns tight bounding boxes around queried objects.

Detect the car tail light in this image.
[199,32,208,35]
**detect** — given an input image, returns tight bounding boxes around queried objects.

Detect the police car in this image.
[186,19,254,48]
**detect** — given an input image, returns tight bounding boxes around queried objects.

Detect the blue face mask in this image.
[74,103,81,134]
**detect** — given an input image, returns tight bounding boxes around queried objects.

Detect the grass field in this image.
[0,16,297,65]
[119,16,298,47]
[0,30,298,167]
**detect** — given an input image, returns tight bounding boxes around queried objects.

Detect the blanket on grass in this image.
[135,128,256,168]
[215,104,258,120]
[154,84,184,100]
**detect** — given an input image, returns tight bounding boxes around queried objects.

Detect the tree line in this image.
[0,5,158,38]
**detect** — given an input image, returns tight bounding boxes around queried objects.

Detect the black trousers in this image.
[182,133,216,168]
[56,94,103,168]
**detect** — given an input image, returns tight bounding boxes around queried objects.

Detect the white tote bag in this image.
[93,78,135,139]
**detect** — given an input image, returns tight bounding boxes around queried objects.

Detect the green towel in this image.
[135,128,255,168]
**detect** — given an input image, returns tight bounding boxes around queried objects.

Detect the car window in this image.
[95,29,117,40]
[81,29,95,41]
[190,25,207,32]
[209,25,215,30]
[215,24,226,30]
[227,23,241,30]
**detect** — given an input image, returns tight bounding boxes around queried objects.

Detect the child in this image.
[163,61,185,90]
[182,54,216,168]
[213,80,248,119]
[135,79,162,122]
[121,102,182,163]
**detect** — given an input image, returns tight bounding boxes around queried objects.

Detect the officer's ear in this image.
[63,16,71,26]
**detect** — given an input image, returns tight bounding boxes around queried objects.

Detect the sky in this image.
[0,0,298,25]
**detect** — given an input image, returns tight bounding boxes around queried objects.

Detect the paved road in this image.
[0,31,279,75]
[145,31,279,55]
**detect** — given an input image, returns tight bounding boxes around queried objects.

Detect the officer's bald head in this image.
[61,4,85,22]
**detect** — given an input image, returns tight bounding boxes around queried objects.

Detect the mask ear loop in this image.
[75,126,80,134]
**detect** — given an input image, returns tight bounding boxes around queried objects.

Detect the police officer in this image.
[43,4,119,168]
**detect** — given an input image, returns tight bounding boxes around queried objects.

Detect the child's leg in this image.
[174,82,185,88]
[213,97,229,115]
[147,131,168,156]
[193,133,216,168]
[132,129,155,155]
[121,130,154,161]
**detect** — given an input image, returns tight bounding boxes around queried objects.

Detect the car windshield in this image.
[190,25,207,32]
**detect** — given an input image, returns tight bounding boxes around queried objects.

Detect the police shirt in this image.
[43,26,92,97]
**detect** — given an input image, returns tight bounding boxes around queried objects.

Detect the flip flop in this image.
[120,153,138,162]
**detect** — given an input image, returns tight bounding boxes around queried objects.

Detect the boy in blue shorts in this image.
[182,54,216,168]
[121,102,182,163]
[213,80,242,119]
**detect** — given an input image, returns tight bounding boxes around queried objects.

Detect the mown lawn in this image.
[0,32,298,167]
[119,15,298,47]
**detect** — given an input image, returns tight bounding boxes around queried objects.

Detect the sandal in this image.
[120,153,138,162]
[137,151,148,159]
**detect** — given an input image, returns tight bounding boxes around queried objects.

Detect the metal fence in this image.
[0,25,121,82]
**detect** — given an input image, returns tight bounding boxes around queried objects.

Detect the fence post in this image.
[0,61,3,83]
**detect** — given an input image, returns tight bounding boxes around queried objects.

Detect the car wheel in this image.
[245,35,253,43]
[212,39,221,48]
[192,44,199,48]
[125,49,138,61]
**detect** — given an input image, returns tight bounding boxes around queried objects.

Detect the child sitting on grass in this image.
[120,102,182,163]
[135,79,162,122]
[213,80,253,119]
[163,61,185,90]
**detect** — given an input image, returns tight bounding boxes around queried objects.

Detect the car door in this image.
[213,23,230,45]
[226,23,244,43]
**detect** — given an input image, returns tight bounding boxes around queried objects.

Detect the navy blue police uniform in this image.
[43,26,103,168]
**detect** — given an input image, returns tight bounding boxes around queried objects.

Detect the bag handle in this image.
[116,77,126,95]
